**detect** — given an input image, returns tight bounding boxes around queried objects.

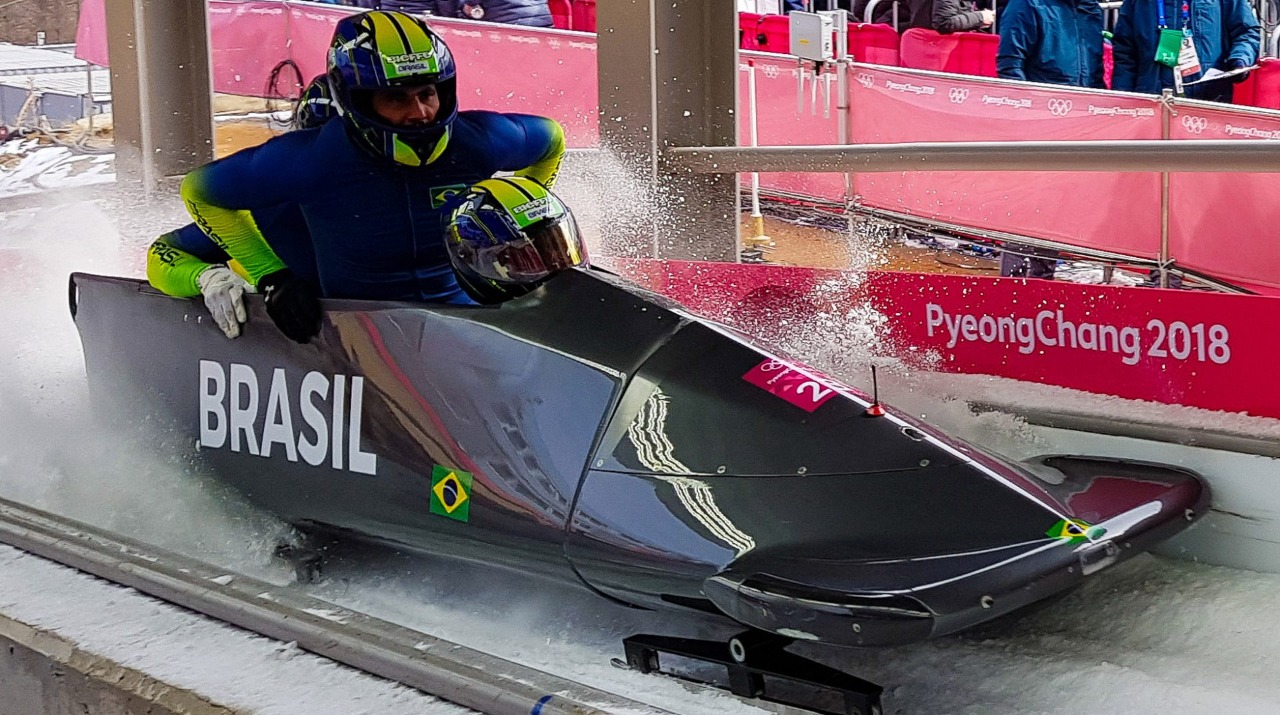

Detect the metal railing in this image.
[666,140,1280,173]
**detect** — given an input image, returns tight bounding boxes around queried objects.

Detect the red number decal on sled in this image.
[742,359,838,413]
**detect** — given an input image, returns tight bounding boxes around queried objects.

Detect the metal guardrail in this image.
[0,496,676,715]
[666,140,1280,173]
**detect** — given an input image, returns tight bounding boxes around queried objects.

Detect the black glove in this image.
[1228,58,1251,84]
[257,269,321,344]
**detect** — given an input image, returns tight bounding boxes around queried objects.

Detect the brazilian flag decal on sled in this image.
[431,465,473,522]
[1046,518,1105,544]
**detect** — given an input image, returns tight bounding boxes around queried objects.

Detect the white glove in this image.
[196,265,249,339]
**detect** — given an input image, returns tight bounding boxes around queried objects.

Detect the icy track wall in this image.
[75,0,1280,293]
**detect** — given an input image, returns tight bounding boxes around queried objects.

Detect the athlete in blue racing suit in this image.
[147,75,334,338]
[179,10,565,342]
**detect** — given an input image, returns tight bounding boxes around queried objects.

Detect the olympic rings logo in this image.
[761,64,781,79]
[856,72,875,88]
[1182,115,1209,134]
[1047,99,1073,116]
[948,87,969,103]
[758,360,791,372]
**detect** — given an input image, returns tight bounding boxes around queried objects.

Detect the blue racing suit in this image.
[146,205,318,297]
[1112,0,1259,101]
[180,111,566,303]
[996,0,1106,89]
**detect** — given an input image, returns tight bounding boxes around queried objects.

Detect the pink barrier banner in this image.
[285,4,353,83]
[74,0,108,67]
[74,0,601,147]
[739,52,845,200]
[605,258,1280,419]
[848,66,1164,258]
[208,1,291,97]
[281,6,601,145]
[1167,104,1280,293]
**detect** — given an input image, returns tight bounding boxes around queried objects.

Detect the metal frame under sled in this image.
[622,631,883,715]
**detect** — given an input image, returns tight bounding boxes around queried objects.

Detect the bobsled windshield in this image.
[595,321,962,478]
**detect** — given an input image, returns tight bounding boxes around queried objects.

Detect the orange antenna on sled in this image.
[864,364,886,418]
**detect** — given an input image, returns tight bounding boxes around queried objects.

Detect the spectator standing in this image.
[376,1,436,11]
[430,0,553,27]
[997,0,1105,87]
[901,0,994,32]
[853,0,906,26]
[994,0,1103,279]
[1112,0,1260,102]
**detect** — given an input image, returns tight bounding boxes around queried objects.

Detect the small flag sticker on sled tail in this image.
[1046,518,1105,544]
[431,465,473,522]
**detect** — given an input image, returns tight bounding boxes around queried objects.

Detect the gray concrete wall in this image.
[0,0,81,45]
[0,614,237,715]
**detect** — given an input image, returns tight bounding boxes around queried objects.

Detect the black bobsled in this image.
[70,267,1208,650]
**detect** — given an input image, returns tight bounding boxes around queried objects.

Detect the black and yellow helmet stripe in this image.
[475,177,549,210]
[368,12,407,56]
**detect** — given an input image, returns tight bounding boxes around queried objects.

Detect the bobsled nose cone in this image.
[1022,455,1209,529]
[700,457,1209,648]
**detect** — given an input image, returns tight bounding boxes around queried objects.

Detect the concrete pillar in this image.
[104,0,213,191]
[597,0,740,262]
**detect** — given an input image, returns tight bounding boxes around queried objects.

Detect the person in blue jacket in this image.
[996,0,1105,88]
[1112,0,1260,102]
[147,76,335,339]
[995,0,1104,280]
[178,11,566,343]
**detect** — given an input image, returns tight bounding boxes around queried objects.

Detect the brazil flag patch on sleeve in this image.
[431,465,473,522]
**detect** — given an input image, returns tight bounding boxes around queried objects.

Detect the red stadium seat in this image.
[899,28,998,77]
[572,0,596,33]
[740,12,764,50]
[848,22,900,66]
[548,0,572,30]
[1233,58,1280,110]
[755,14,791,54]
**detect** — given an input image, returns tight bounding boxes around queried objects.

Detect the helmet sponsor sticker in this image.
[385,51,439,77]
[431,465,473,522]
[512,196,558,225]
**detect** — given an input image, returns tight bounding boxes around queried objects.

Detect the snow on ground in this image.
[3,178,1280,714]
[0,141,114,198]
[0,544,471,715]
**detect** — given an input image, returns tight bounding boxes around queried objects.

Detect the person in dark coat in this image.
[430,0,552,27]
[1112,0,1259,102]
[376,0,435,11]
[996,0,1105,88]
[995,0,1103,279]
[853,0,906,27]
[903,0,994,32]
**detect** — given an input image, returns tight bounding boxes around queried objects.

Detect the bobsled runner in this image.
[70,267,1208,714]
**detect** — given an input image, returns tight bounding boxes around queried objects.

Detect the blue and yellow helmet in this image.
[445,177,588,305]
[327,11,458,166]
[292,74,336,130]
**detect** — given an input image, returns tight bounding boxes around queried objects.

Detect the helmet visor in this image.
[466,218,586,284]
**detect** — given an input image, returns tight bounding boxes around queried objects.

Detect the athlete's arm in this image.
[498,115,566,189]
[146,224,232,298]
[147,224,254,339]
[179,131,320,286]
